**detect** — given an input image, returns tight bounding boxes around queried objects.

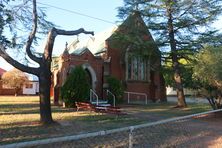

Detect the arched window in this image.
[126,54,150,82]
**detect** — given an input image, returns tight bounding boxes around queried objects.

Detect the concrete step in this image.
[91,100,110,106]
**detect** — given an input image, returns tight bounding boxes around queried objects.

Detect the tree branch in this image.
[25,0,41,64]
[55,28,94,36]
[0,45,39,75]
[43,27,94,61]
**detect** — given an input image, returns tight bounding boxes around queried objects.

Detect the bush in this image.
[60,66,90,107]
[106,76,124,105]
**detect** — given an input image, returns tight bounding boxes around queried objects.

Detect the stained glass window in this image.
[127,56,150,81]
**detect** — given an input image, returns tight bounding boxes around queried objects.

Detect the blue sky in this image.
[0,0,123,70]
[38,0,123,55]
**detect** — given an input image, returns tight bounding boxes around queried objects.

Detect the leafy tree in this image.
[60,66,90,107]
[118,0,222,107]
[2,68,28,96]
[0,0,93,124]
[193,46,222,109]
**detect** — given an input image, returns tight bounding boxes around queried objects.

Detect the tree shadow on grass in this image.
[0,103,75,115]
[0,114,137,145]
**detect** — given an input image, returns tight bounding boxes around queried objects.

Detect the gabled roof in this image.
[0,68,6,75]
[68,11,159,56]
[110,11,149,36]
[107,12,158,46]
[72,47,94,56]
[107,11,160,60]
[68,26,117,55]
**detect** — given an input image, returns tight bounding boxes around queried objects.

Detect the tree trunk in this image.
[166,0,187,107]
[38,64,53,124]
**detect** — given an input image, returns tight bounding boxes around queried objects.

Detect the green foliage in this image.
[106,76,124,105]
[193,46,222,89]
[120,0,222,50]
[192,46,222,109]
[60,66,90,107]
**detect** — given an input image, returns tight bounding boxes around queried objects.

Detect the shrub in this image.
[106,76,124,105]
[60,66,90,107]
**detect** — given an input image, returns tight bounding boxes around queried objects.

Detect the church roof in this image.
[67,11,159,56]
[68,26,117,55]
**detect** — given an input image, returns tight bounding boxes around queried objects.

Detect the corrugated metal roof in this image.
[68,26,117,55]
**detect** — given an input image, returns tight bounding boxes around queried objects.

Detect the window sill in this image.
[126,80,150,83]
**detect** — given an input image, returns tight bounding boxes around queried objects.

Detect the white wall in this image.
[23,81,39,95]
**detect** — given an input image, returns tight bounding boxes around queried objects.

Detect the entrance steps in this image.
[91,100,110,106]
[90,89,115,107]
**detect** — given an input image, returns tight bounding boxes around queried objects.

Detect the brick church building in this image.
[51,12,166,104]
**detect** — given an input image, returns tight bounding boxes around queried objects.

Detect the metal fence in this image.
[2,109,222,148]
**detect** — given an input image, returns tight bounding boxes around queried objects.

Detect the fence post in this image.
[129,126,134,148]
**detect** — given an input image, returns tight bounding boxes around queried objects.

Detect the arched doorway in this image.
[85,69,92,89]
[82,63,97,90]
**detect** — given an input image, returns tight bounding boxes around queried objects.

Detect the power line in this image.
[37,2,117,25]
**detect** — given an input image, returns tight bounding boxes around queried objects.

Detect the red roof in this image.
[0,68,6,75]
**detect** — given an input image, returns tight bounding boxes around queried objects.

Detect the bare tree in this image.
[0,0,94,124]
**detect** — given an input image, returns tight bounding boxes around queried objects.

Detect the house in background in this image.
[51,12,166,104]
[0,68,18,95]
[22,74,39,95]
[0,68,39,95]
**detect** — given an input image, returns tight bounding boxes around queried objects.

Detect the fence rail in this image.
[2,108,222,148]
[124,91,148,104]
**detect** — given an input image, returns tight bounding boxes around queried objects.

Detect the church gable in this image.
[75,48,95,59]
[106,11,160,64]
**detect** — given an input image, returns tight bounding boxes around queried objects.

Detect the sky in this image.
[0,0,123,70]
[1,0,222,71]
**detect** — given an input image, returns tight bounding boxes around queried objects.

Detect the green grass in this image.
[0,96,211,145]
[131,102,211,117]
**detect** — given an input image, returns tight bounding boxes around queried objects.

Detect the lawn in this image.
[0,96,212,145]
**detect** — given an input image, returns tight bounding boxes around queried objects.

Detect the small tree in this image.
[193,46,222,109]
[2,68,28,96]
[60,66,90,107]
[106,76,124,105]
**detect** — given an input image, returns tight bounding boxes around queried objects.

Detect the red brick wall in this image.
[107,47,123,80]
[56,50,104,98]
[53,42,166,103]
[106,42,166,102]
[0,88,22,95]
[1,76,23,95]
